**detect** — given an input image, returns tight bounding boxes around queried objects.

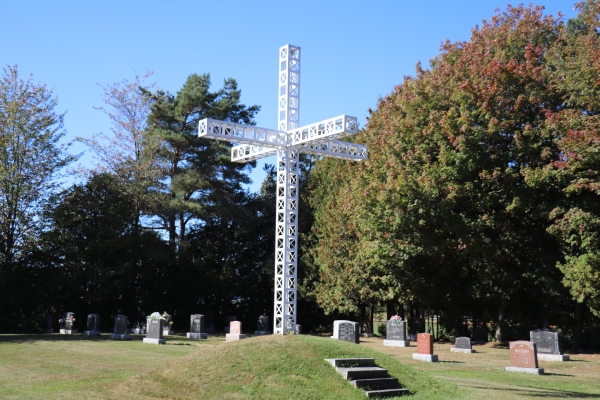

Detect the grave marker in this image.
[42,313,53,334]
[187,314,207,339]
[505,341,544,374]
[530,329,569,361]
[384,320,410,347]
[84,313,101,336]
[59,312,77,334]
[331,320,359,344]
[413,333,438,362]
[451,336,476,353]
[255,314,270,336]
[111,314,131,340]
[143,314,166,345]
[226,320,246,341]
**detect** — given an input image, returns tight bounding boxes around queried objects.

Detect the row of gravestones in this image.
[332,319,569,375]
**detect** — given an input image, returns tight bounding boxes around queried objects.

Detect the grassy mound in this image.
[112,335,462,399]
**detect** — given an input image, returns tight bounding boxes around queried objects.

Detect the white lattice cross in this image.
[199,44,368,334]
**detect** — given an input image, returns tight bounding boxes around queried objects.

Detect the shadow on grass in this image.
[438,361,464,364]
[468,385,600,398]
[543,372,574,377]
[0,334,215,344]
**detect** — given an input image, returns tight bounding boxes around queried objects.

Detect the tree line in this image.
[1,2,600,350]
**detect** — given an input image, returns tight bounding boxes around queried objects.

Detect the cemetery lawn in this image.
[360,337,600,399]
[0,333,459,399]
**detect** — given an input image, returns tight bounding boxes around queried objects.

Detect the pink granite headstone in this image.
[230,321,242,335]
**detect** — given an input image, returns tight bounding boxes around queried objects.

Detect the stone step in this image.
[352,377,401,390]
[337,367,389,380]
[365,388,411,398]
[325,358,375,368]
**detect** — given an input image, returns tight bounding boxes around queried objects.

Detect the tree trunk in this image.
[495,305,506,343]
[572,302,582,353]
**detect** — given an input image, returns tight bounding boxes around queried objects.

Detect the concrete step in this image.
[325,358,375,368]
[365,388,411,398]
[337,367,389,380]
[352,377,401,390]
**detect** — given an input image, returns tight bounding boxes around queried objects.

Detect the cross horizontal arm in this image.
[289,115,358,146]
[231,144,277,163]
[300,139,368,161]
[199,118,286,147]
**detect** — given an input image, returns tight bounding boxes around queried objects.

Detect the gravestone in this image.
[187,314,207,339]
[451,336,476,353]
[473,327,488,343]
[60,312,77,334]
[42,313,53,334]
[224,316,237,334]
[255,314,270,336]
[331,320,359,344]
[384,320,410,347]
[84,313,101,336]
[407,319,425,341]
[143,317,166,345]
[162,315,174,335]
[111,314,131,340]
[205,310,215,333]
[413,333,438,362]
[226,320,246,341]
[295,324,302,335]
[530,329,569,361]
[506,341,543,374]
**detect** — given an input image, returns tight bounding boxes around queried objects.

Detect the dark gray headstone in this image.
[87,314,100,331]
[43,314,52,331]
[530,329,561,355]
[190,314,204,333]
[115,315,128,334]
[407,319,425,341]
[473,327,488,343]
[257,315,269,331]
[339,322,359,344]
[386,320,406,341]
[455,336,472,349]
[64,312,76,330]
[146,318,164,340]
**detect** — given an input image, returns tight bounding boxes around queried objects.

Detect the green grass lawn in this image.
[0,332,599,399]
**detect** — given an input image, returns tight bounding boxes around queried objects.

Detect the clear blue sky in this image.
[2,1,577,192]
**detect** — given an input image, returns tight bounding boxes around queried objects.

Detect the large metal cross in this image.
[198,44,368,334]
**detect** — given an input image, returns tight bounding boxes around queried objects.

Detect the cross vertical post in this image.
[274,45,301,334]
[198,44,368,335]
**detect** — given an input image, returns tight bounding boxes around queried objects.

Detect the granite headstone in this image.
[187,314,207,339]
[144,317,166,344]
[506,341,543,374]
[451,336,476,353]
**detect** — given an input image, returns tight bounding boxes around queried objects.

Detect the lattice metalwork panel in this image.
[301,139,368,161]
[199,119,286,147]
[289,115,358,146]
[278,45,301,132]
[231,144,278,163]
[273,147,299,335]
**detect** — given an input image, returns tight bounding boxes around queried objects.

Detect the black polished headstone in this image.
[87,314,100,331]
[339,322,359,344]
[455,336,472,349]
[146,319,164,340]
[115,315,128,334]
[190,314,204,333]
[473,327,488,343]
[408,319,424,341]
[386,321,407,341]
[530,329,561,355]
[43,313,52,331]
